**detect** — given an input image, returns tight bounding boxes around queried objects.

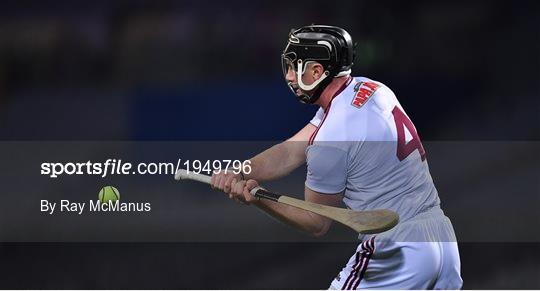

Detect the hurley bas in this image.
[41,200,151,214]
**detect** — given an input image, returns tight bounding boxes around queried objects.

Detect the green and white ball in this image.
[98,186,120,203]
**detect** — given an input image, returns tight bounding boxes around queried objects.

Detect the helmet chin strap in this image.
[296,60,330,91]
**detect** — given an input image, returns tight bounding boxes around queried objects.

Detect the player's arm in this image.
[211,123,315,192]
[233,179,342,237]
[246,123,315,181]
[230,144,348,237]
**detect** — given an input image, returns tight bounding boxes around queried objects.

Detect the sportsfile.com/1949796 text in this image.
[40,159,252,178]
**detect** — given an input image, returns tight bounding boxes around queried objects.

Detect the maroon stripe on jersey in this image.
[350,237,376,290]
[334,76,353,98]
[309,101,332,145]
[342,239,369,290]
[308,76,353,145]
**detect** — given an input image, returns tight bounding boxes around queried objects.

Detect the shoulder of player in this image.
[330,76,397,117]
[314,77,397,141]
[352,76,397,109]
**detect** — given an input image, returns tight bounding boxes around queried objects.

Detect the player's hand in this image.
[211,169,243,194]
[228,179,259,205]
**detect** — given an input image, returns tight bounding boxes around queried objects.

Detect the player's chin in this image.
[289,84,300,95]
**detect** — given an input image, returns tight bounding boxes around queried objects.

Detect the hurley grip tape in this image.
[250,186,282,202]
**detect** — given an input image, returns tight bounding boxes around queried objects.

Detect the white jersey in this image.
[306,76,440,223]
[306,76,462,289]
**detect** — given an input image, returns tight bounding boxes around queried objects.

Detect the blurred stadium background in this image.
[0,0,538,289]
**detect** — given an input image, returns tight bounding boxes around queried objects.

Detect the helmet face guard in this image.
[282,25,355,104]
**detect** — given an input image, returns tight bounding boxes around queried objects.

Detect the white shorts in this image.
[329,208,463,290]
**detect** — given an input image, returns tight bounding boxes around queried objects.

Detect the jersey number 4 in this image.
[392,106,426,162]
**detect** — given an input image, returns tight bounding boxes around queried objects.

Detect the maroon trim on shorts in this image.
[342,237,375,290]
[342,239,368,289]
[352,237,375,289]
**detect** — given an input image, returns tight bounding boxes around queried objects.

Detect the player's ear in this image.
[311,62,324,80]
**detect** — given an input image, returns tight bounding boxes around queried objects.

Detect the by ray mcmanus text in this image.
[41,199,151,215]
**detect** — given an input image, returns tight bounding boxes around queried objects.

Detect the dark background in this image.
[0,0,538,140]
[0,0,539,289]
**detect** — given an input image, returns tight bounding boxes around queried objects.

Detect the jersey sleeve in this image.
[309,107,325,127]
[305,144,348,194]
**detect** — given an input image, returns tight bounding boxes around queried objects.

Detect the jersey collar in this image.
[324,76,353,112]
